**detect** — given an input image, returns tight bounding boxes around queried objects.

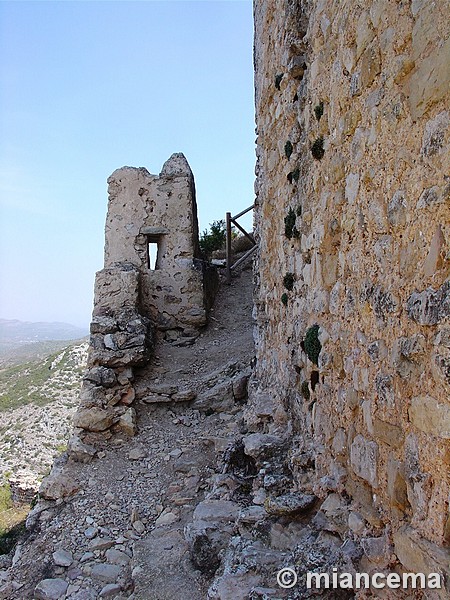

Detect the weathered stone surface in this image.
[361,534,391,566]
[421,111,449,156]
[91,563,121,584]
[406,281,450,325]
[423,225,445,277]
[407,36,450,120]
[34,578,68,600]
[350,435,378,488]
[409,395,450,439]
[73,407,115,432]
[393,526,450,596]
[39,471,79,501]
[372,418,403,449]
[387,455,409,512]
[264,492,317,516]
[52,549,73,567]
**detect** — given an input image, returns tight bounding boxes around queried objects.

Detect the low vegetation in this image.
[0,483,29,555]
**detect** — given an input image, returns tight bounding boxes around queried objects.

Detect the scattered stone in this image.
[40,471,79,501]
[105,548,130,566]
[91,563,121,584]
[89,536,116,551]
[168,448,183,459]
[34,578,68,600]
[99,583,122,598]
[264,492,317,516]
[84,527,98,539]
[52,549,73,567]
[132,520,146,534]
[172,389,197,402]
[128,445,147,460]
[154,511,179,527]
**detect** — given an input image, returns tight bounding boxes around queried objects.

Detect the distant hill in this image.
[0,340,88,485]
[0,319,87,343]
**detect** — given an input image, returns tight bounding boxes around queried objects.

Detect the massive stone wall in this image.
[252,0,449,591]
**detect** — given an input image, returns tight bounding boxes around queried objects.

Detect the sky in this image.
[0,0,255,329]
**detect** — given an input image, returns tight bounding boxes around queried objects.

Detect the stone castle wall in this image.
[252,0,449,589]
[69,154,217,447]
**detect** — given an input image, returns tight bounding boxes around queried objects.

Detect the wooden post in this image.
[226,212,232,284]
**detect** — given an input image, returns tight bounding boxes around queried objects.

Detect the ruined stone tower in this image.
[70,153,217,444]
[99,152,214,332]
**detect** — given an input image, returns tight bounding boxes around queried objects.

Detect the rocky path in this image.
[0,266,257,599]
[1,264,395,600]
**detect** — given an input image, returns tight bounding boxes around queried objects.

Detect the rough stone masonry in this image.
[249,0,450,595]
[69,153,217,451]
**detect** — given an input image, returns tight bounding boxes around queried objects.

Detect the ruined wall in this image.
[69,154,217,447]
[104,152,213,332]
[252,0,449,589]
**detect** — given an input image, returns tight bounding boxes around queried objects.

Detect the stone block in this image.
[264,492,316,516]
[407,281,450,325]
[350,434,379,488]
[116,407,137,436]
[421,111,449,157]
[387,455,409,512]
[423,225,445,277]
[409,396,450,439]
[73,407,115,432]
[407,36,450,120]
[393,526,449,596]
[373,417,404,449]
[359,41,381,89]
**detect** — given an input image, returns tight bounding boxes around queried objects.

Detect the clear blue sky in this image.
[0,0,255,328]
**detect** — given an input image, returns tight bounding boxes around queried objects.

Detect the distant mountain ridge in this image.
[0,319,88,343]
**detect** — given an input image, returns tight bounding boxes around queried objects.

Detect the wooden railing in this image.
[226,204,256,283]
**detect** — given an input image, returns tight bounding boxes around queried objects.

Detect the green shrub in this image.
[275,73,284,90]
[303,324,322,365]
[199,220,226,257]
[284,141,293,160]
[311,137,325,160]
[281,293,289,306]
[283,273,295,291]
[284,208,299,240]
[314,102,324,121]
